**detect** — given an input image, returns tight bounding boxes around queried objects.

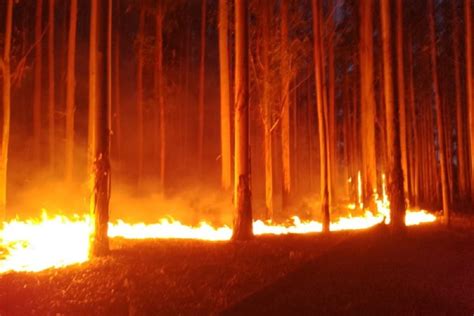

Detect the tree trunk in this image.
[48,0,55,170]
[327,0,336,205]
[155,2,165,190]
[260,0,273,219]
[219,0,232,190]
[395,0,409,204]
[428,0,451,224]
[198,0,207,173]
[466,0,474,198]
[407,33,419,205]
[452,0,468,200]
[136,9,145,186]
[89,0,112,257]
[113,0,121,173]
[380,0,406,231]
[34,0,43,164]
[65,0,77,182]
[0,0,13,219]
[312,0,330,232]
[232,0,253,241]
[359,0,378,212]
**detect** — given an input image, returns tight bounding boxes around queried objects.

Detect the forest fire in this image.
[0,204,435,273]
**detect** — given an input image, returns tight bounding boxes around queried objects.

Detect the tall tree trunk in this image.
[219,0,232,190]
[232,0,253,241]
[407,33,419,205]
[452,0,468,199]
[0,0,13,219]
[359,0,378,211]
[48,0,55,170]
[327,0,336,205]
[34,0,43,164]
[136,9,145,185]
[65,0,77,182]
[312,0,330,232]
[380,0,406,231]
[113,0,121,172]
[261,0,273,219]
[90,0,112,257]
[428,0,451,224]
[395,0,409,204]
[466,0,474,198]
[198,0,207,173]
[155,1,165,189]
[280,0,291,209]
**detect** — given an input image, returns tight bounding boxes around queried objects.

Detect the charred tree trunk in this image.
[380,0,406,231]
[0,0,13,219]
[232,0,253,241]
[327,0,336,205]
[466,0,474,198]
[34,0,43,164]
[312,0,330,232]
[89,0,112,257]
[261,0,273,219]
[428,0,451,224]
[155,1,165,190]
[280,0,291,210]
[198,0,207,174]
[48,0,55,170]
[113,0,121,172]
[65,0,77,182]
[136,9,145,186]
[407,33,419,205]
[359,0,378,212]
[219,0,232,190]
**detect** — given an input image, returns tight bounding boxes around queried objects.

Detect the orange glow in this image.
[0,201,436,273]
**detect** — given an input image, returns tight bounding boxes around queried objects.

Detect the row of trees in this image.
[0,0,473,247]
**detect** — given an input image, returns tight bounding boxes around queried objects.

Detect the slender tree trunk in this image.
[312,0,330,232]
[65,0,77,182]
[280,0,291,209]
[428,0,451,224]
[260,0,273,219]
[219,0,232,190]
[466,0,474,198]
[359,0,378,211]
[0,0,13,219]
[136,9,145,185]
[48,0,55,170]
[34,0,43,164]
[327,0,336,204]
[380,0,406,231]
[407,33,419,205]
[395,0,409,204]
[155,2,165,189]
[90,0,111,257]
[88,0,98,166]
[452,0,468,199]
[232,0,253,241]
[198,0,207,173]
[113,0,121,172]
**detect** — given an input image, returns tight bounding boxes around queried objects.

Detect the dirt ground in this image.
[0,224,473,315]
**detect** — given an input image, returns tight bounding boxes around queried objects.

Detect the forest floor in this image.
[0,222,473,315]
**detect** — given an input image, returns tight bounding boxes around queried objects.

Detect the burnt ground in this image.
[0,224,473,315]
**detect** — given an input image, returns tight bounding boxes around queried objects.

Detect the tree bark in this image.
[136,9,145,186]
[261,0,273,219]
[466,0,474,198]
[359,0,378,212]
[380,0,406,231]
[89,0,112,257]
[34,0,43,164]
[65,0,77,182]
[312,0,330,232]
[428,0,451,224]
[198,0,207,173]
[48,0,55,170]
[219,0,232,190]
[232,0,253,241]
[0,0,13,219]
[280,0,291,210]
[155,1,165,190]
[113,0,121,172]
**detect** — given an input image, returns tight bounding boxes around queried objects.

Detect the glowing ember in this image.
[0,204,436,273]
